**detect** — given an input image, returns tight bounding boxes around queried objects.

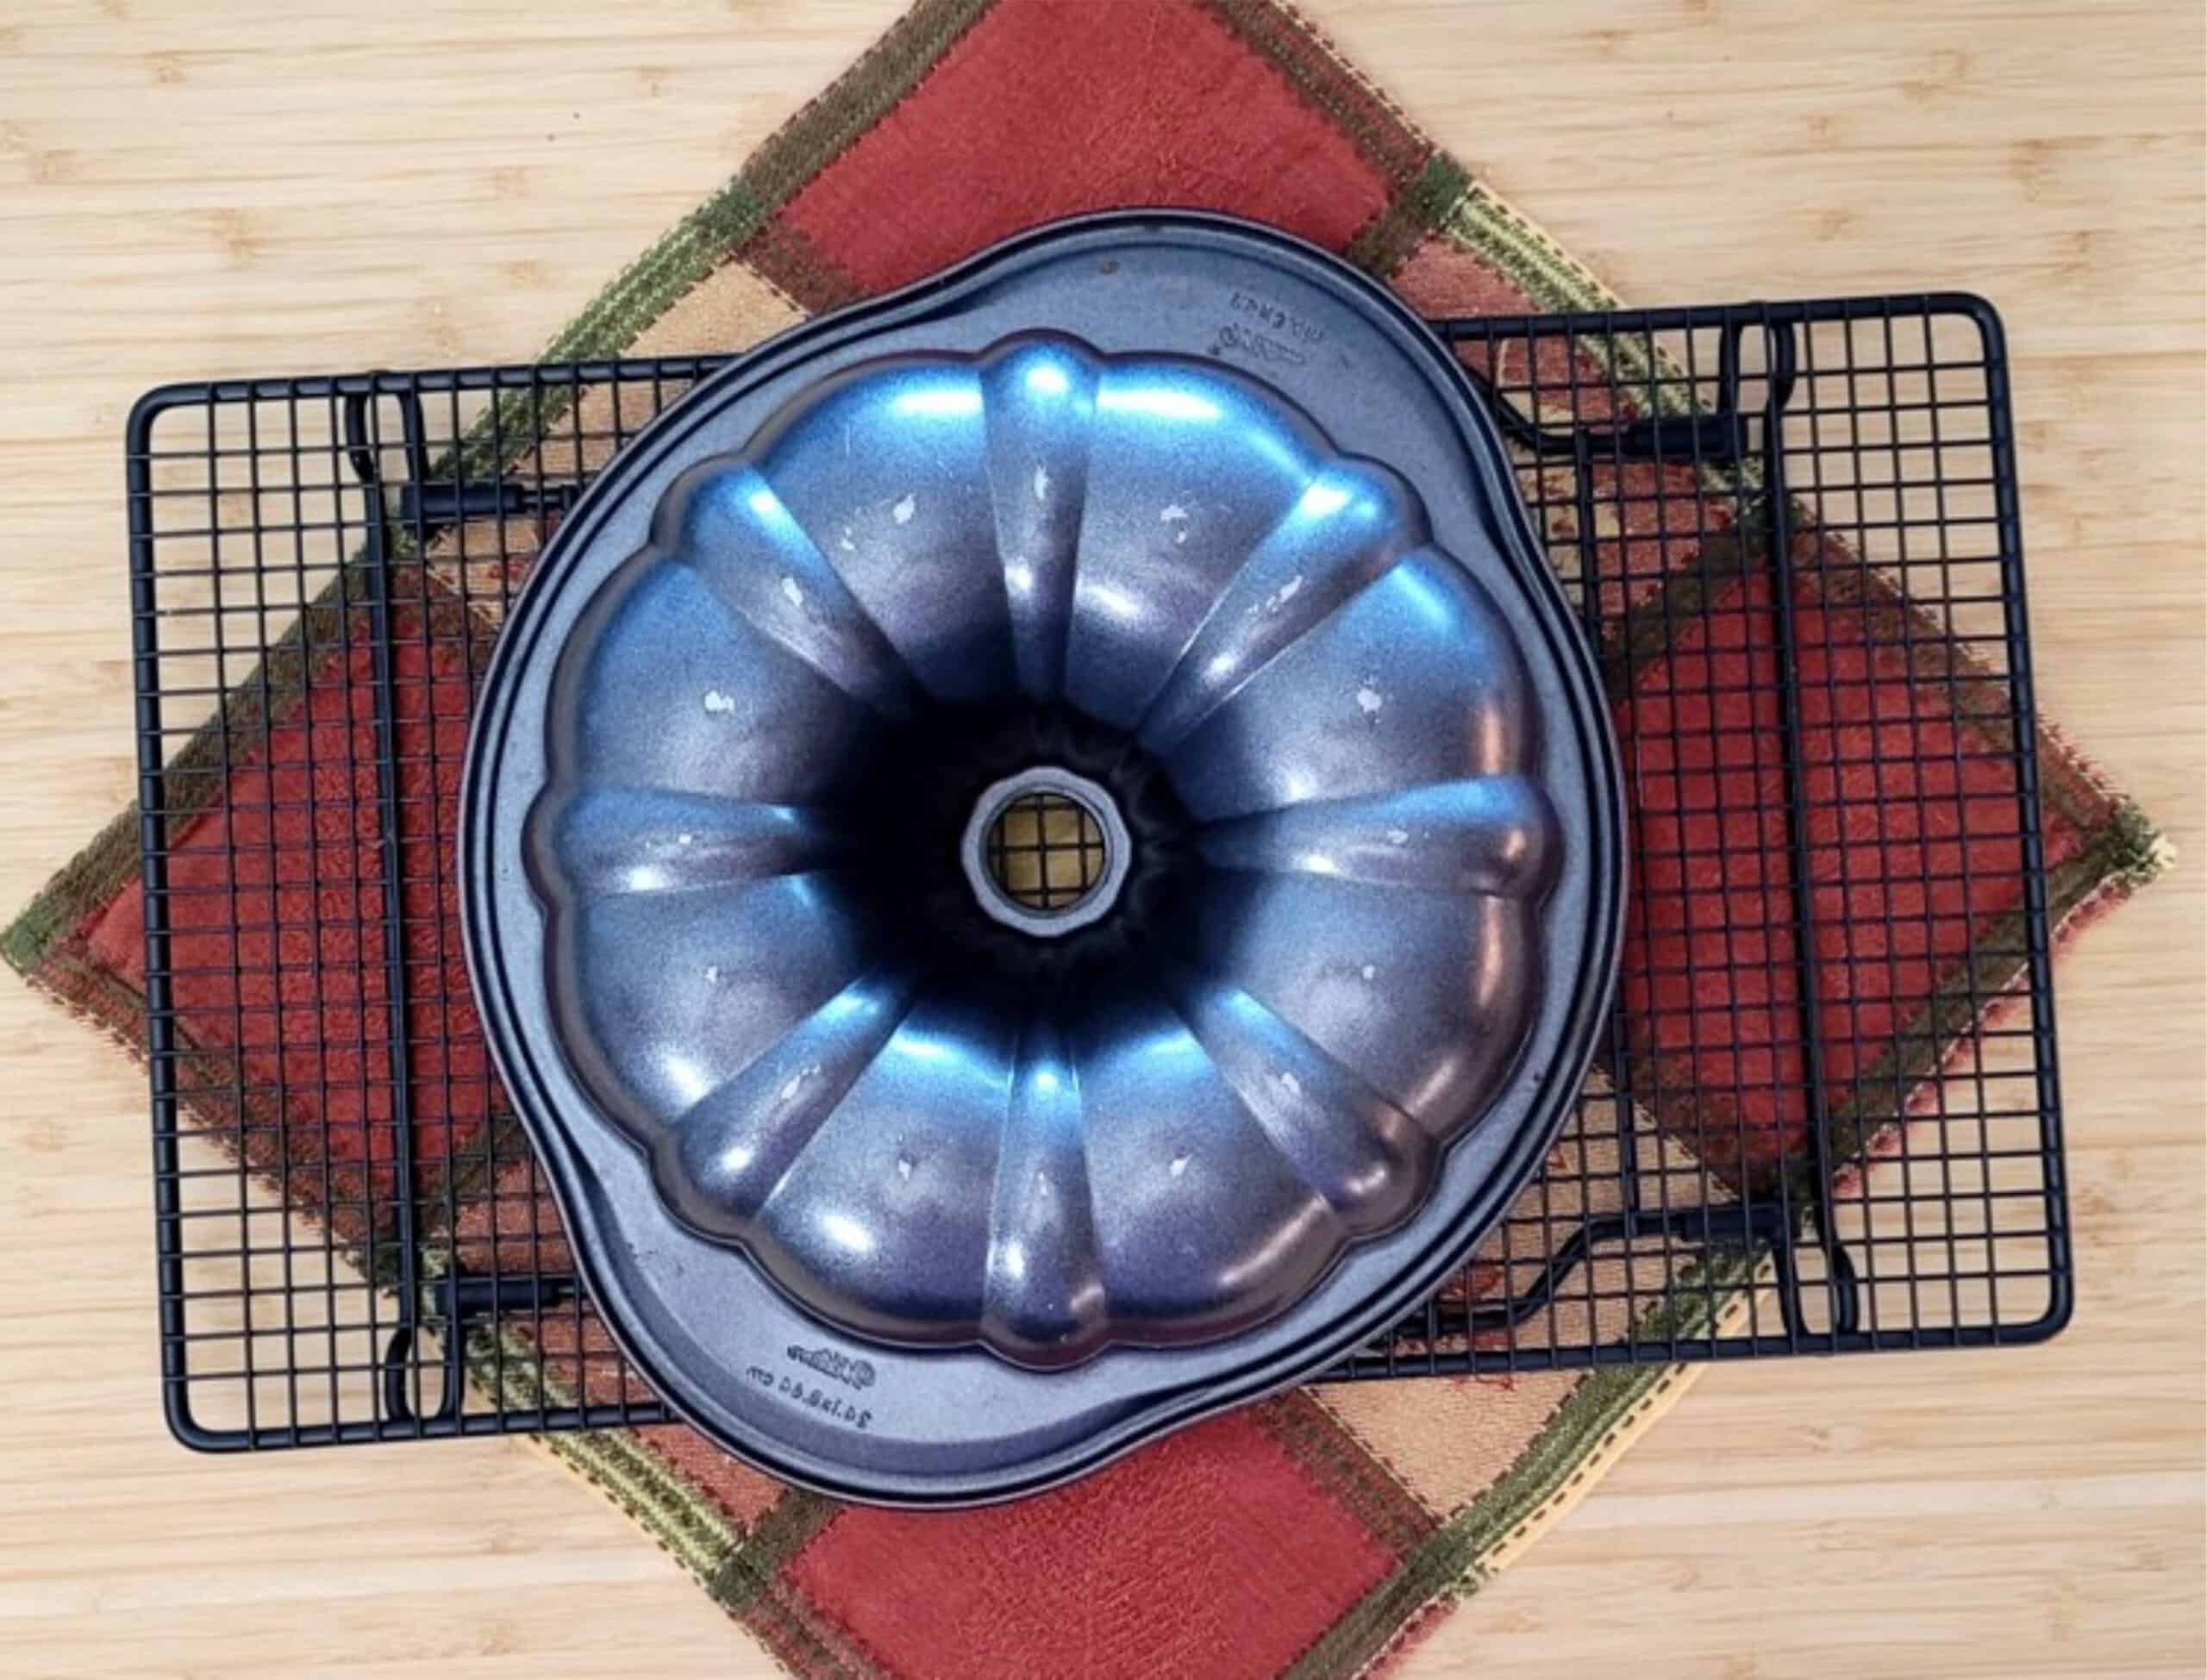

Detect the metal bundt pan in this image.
[461,211,1624,1505]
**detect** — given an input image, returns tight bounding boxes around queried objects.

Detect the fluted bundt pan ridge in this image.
[463,213,1623,1504]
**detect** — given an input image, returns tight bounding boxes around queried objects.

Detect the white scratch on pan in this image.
[891,493,916,524]
[778,1064,819,1104]
[702,689,736,715]
[1258,573,1304,615]
[895,1152,915,1181]
[677,832,695,847]
[1356,683,1385,716]
[838,526,855,553]
[780,575,803,609]
[1276,1070,1304,1099]
[1169,1152,1190,1177]
[703,964,720,984]
[1360,963,1378,982]
[1385,828,1410,846]
[1160,504,1190,522]
[1032,464,1050,503]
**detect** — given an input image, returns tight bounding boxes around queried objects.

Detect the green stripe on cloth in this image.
[1346,153,1474,279]
[541,0,996,361]
[1,569,366,974]
[547,1425,748,1583]
[1810,810,2166,1177]
[736,215,870,315]
[710,1490,842,1613]
[28,937,403,1264]
[739,1558,888,1680]
[1201,0,1475,280]
[1447,184,1630,317]
[1198,0,1435,186]
[1286,1256,1754,1680]
[727,0,999,211]
[1258,1390,1439,1556]
[463,1312,864,1680]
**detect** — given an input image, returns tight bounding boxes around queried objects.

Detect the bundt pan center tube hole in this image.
[963,767,1133,934]
[460,210,1624,1505]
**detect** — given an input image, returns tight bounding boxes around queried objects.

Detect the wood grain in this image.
[0,2,2199,1675]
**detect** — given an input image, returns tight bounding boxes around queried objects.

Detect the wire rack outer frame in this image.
[127,294,2067,1452]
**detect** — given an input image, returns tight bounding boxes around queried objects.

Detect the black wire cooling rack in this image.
[127,293,2067,1449]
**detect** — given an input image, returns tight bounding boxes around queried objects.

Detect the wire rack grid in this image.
[124,292,2066,1449]
[984,789,1110,913]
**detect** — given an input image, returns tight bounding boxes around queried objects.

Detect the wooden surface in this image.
[1,2,2200,1674]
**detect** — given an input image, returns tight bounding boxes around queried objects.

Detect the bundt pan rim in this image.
[460,209,1625,1505]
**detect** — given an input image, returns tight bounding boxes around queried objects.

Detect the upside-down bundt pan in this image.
[461,211,1624,1505]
